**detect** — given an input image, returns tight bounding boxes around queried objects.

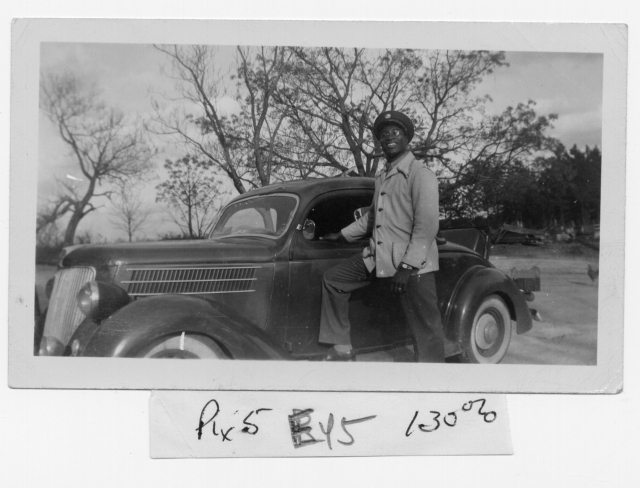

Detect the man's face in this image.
[379,125,408,159]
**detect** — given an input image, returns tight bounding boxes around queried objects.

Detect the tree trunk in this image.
[63,209,84,247]
[187,202,195,238]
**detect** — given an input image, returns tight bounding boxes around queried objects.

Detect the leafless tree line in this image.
[150,47,555,189]
[38,46,558,246]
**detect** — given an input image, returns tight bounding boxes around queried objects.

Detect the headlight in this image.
[76,281,131,321]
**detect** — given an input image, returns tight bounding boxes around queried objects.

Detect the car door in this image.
[285,189,409,357]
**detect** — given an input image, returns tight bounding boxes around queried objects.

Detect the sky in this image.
[38,43,603,242]
[477,51,603,149]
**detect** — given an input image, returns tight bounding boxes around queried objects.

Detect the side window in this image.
[303,193,373,241]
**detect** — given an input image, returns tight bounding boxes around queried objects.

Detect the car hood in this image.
[60,237,279,268]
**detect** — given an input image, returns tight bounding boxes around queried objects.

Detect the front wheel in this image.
[137,333,229,359]
[460,295,512,364]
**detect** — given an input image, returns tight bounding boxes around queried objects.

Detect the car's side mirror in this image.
[302,219,316,240]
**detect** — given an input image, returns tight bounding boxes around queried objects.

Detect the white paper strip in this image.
[150,391,512,457]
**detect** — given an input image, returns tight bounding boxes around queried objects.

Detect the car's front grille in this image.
[123,267,259,296]
[42,267,96,349]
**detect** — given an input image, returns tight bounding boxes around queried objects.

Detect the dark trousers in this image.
[319,253,444,363]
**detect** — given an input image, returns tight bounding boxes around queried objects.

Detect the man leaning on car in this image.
[319,110,444,362]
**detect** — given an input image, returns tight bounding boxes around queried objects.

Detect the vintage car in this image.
[36,177,539,363]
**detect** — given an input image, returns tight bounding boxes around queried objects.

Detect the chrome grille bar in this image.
[42,267,96,348]
[124,266,260,296]
[124,279,257,283]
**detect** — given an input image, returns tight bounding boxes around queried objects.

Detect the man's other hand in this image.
[391,267,413,295]
[320,232,344,242]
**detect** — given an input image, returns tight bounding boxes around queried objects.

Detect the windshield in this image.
[210,194,299,239]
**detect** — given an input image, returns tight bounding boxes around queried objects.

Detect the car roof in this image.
[230,177,375,205]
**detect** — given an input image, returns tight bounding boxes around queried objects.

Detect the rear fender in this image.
[445,266,533,341]
[78,295,291,360]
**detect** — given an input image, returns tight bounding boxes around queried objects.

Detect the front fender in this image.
[77,295,291,360]
[445,266,533,341]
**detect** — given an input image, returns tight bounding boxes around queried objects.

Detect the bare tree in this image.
[35,218,63,249]
[109,184,151,242]
[150,45,557,223]
[411,50,507,162]
[274,47,421,177]
[151,45,290,194]
[40,71,155,246]
[37,199,72,234]
[156,155,229,238]
[232,46,291,186]
[273,119,344,179]
[433,100,557,220]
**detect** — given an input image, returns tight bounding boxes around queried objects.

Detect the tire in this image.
[138,333,228,359]
[460,295,512,364]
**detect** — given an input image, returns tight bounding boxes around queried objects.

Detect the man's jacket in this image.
[341,151,440,278]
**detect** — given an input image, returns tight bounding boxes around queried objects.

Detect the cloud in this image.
[475,51,603,149]
[551,109,602,149]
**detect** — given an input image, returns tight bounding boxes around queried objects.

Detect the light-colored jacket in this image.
[341,151,439,278]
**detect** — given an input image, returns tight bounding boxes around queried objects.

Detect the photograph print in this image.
[34,42,603,366]
[9,20,625,392]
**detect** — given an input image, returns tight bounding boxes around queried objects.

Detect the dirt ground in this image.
[492,243,598,365]
[35,242,599,365]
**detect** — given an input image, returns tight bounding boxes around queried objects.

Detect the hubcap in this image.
[484,322,499,343]
[475,311,502,351]
[469,298,512,364]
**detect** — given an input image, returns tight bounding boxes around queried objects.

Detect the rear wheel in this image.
[138,334,228,359]
[461,295,512,364]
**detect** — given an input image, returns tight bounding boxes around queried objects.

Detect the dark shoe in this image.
[323,347,356,362]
